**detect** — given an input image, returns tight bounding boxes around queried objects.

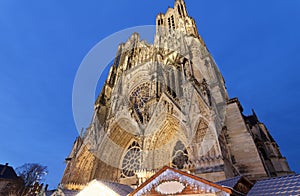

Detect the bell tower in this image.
[155,0,198,37]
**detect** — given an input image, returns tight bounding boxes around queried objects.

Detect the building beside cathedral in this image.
[61,0,293,191]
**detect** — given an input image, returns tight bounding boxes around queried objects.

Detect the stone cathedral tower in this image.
[61,0,293,190]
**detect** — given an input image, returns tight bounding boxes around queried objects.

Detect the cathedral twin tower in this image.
[61,0,293,189]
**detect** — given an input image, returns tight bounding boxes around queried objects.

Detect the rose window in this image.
[121,141,141,178]
[129,83,151,122]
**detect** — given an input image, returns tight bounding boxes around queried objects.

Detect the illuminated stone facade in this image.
[61,0,293,189]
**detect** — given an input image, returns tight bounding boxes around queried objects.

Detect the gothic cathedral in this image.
[61,0,293,190]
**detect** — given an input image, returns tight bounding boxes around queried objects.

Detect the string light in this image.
[134,169,230,196]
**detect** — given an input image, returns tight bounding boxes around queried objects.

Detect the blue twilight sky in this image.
[0,0,299,189]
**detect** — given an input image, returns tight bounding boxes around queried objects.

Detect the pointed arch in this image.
[181,4,185,16]
[178,4,182,16]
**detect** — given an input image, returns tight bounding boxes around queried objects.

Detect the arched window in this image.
[178,5,182,15]
[172,141,188,169]
[181,4,185,16]
[168,17,171,33]
[121,141,141,178]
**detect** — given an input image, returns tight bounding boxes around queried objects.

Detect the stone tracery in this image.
[121,141,141,178]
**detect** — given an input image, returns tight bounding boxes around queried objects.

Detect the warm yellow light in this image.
[77,180,119,196]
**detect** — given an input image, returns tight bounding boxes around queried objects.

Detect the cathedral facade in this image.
[61,0,293,190]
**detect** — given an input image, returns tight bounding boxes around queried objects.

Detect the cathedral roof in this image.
[247,174,300,196]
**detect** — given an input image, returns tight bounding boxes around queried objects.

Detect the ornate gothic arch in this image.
[142,114,189,169]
